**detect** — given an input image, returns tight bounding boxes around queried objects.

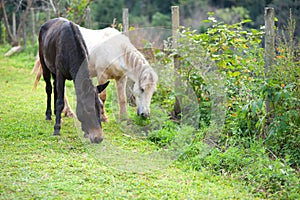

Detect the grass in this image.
[0,45,260,199]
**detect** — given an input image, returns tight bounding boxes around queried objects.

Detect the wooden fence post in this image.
[122,8,129,35]
[86,6,91,28]
[46,8,50,21]
[172,6,179,48]
[264,7,275,129]
[171,6,181,119]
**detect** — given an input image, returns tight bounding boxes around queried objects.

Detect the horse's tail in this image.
[31,55,43,90]
[69,21,89,61]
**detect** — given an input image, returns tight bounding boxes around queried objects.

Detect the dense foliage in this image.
[148,13,299,199]
[90,0,300,37]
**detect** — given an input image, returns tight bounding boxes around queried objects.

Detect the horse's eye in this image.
[140,88,144,93]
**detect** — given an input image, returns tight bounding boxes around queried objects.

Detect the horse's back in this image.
[79,27,122,51]
[39,18,88,80]
[39,18,65,74]
[86,27,134,79]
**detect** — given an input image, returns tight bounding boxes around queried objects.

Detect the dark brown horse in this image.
[38,18,109,143]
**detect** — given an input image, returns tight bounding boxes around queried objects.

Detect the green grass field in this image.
[0,46,260,199]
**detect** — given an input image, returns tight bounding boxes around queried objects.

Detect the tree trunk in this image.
[0,6,2,43]
[16,0,33,46]
[0,0,33,46]
[0,0,16,45]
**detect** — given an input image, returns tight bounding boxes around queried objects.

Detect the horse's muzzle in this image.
[88,128,103,143]
[137,107,149,119]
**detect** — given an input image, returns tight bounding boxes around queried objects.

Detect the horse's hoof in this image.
[101,115,108,122]
[63,109,75,118]
[66,111,74,117]
[45,116,52,121]
[53,130,60,136]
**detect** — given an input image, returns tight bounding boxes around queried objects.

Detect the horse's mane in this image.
[69,20,89,65]
[123,45,149,71]
[122,42,157,86]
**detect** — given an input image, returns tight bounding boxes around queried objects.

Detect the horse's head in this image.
[133,66,158,119]
[76,80,109,143]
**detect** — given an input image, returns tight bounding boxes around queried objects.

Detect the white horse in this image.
[33,27,158,121]
[79,27,158,121]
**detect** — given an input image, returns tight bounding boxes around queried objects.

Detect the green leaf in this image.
[202,19,211,23]
[242,104,249,115]
[232,71,241,77]
[241,19,252,24]
[251,101,257,115]
[284,83,295,89]
[257,99,263,110]
[274,92,281,103]
[283,90,290,98]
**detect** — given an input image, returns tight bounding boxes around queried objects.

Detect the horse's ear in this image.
[97,81,110,93]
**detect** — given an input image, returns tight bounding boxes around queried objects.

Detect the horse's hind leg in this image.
[53,75,65,136]
[116,76,128,120]
[53,75,57,115]
[62,89,74,117]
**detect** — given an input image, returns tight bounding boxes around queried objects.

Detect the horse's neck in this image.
[74,61,98,125]
[72,56,91,86]
[123,46,149,81]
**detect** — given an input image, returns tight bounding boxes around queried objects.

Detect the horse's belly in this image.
[88,65,97,77]
[103,66,125,80]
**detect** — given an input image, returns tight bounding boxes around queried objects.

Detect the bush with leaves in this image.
[181,140,299,199]
[171,13,300,168]
[263,12,300,168]
[150,13,300,198]
[173,14,266,139]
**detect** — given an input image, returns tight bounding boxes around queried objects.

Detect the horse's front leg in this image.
[98,77,109,122]
[116,76,128,120]
[53,77,65,136]
[99,88,108,122]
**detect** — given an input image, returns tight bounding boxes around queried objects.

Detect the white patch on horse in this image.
[79,27,158,119]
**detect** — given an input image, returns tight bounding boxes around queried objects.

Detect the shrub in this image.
[181,140,300,199]
[150,13,300,199]
[166,13,300,168]
[263,12,300,168]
